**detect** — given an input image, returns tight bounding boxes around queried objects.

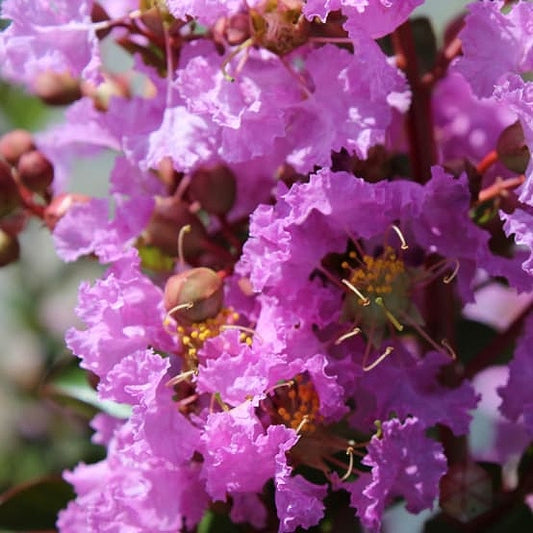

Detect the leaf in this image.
[0,477,74,531]
[43,362,132,419]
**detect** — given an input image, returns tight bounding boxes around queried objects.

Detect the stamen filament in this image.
[164,302,194,325]
[165,369,197,387]
[441,339,457,360]
[211,392,230,412]
[375,297,404,332]
[295,414,310,434]
[221,38,253,82]
[390,224,409,250]
[335,327,361,345]
[340,446,355,481]
[399,311,449,355]
[177,394,199,410]
[177,224,191,268]
[265,380,295,395]
[363,346,394,372]
[443,259,460,284]
[342,279,370,306]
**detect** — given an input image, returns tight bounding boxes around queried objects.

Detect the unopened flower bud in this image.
[17,150,54,193]
[0,159,21,217]
[188,164,237,215]
[44,193,90,230]
[0,129,35,166]
[143,196,207,258]
[0,229,20,267]
[214,13,251,46]
[497,120,530,174]
[164,267,224,323]
[33,70,83,106]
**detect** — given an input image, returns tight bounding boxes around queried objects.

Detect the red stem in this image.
[392,21,437,183]
[464,299,533,380]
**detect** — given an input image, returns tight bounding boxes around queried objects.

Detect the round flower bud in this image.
[0,129,35,166]
[143,197,208,259]
[17,150,54,193]
[164,267,224,324]
[497,120,530,174]
[188,164,237,215]
[0,230,20,267]
[0,159,21,217]
[33,71,83,106]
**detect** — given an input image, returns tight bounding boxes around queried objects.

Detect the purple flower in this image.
[347,417,447,531]
[275,442,328,532]
[432,72,516,164]
[65,253,173,383]
[498,312,533,438]
[348,348,479,436]
[200,401,299,500]
[454,0,533,98]
[303,0,423,38]
[0,0,100,88]
[53,196,153,263]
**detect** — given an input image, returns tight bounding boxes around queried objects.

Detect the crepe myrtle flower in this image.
[238,167,529,374]
[453,0,533,99]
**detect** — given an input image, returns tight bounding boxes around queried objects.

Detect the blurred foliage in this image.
[0,80,105,530]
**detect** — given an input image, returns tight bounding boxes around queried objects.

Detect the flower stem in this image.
[392,21,437,183]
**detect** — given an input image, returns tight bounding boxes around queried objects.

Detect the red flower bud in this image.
[164,267,224,323]
[188,164,237,215]
[143,196,207,259]
[0,159,21,217]
[17,150,54,193]
[0,129,35,166]
[497,120,530,174]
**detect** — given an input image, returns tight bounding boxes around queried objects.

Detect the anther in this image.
[340,446,355,481]
[443,259,460,284]
[375,297,404,332]
[341,279,370,306]
[441,339,457,360]
[363,346,394,372]
[390,224,409,250]
[334,327,361,345]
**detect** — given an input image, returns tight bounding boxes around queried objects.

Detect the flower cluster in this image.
[1,0,532,531]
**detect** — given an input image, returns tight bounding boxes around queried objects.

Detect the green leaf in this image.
[43,362,132,419]
[0,477,74,531]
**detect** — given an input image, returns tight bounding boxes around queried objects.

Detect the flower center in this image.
[250,0,310,55]
[260,374,322,435]
[177,307,241,366]
[341,245,415,347]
